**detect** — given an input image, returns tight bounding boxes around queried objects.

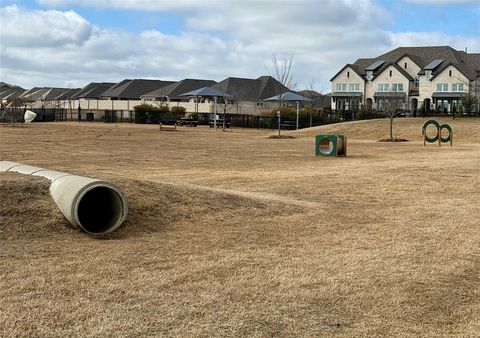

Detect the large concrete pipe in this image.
[0,161,128,236]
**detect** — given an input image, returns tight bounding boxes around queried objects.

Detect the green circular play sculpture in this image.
[422,120,452,146]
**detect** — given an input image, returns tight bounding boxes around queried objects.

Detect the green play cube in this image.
[315,134,347,157]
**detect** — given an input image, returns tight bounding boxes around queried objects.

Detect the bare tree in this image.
[379,93,406,140]
[270,53,296,108]
[271,53,295,89]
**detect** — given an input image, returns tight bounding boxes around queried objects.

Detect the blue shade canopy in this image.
[264,91,311,102]
[178,86,231,97]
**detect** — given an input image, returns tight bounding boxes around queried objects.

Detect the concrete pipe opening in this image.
[319,138,334,155]
[75,184,127,236]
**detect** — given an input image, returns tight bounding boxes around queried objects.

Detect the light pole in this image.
[277,110,281,138]
[296,100,299,130]
[214,96,217,129]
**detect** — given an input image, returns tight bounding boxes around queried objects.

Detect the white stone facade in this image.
[331,47,479,114]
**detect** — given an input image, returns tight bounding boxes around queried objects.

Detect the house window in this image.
[436,99,449,112]
[392,84,403,92]
[404,62,407,69]
[389,70,393,77]
[347,71,350,78]
[437,83,448,92]
[449,70,452,77]
[452,83,464,92]
[426,70,432,80]
[378,83,389,92]
[366,71,373,80]
[336,83,347,91]
[348,83,360,91]
[414,76,419,88]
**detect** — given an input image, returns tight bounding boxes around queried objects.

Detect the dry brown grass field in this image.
[1,118,480,337]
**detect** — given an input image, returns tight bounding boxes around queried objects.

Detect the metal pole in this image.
[277,110,281,137]
[214,96,217,129]
[296,101,299,130]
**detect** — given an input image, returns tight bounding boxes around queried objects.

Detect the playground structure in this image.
[0,161,128,236]
[315,134,347,157]
[422,120,453,146]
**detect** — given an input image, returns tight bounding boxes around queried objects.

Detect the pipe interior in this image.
[77,186,125,234]
[319,138,334,155]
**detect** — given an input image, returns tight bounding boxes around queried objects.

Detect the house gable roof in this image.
[101,79,175,99]
[371,62,414,81]
[348,46,480,81]
[429,61,472,81]
[20,87,51,101]
[0,84,26,101]
[52,88,82,100]
[72,82,116,99]
[330,64,365,81]
[212,76,289,101]
[141,79,217,99]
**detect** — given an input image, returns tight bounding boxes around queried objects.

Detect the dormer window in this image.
[449,70,452,77]
[389,70,392,77]
[424,59,443,81]
[365,60,385,81]
[347,71,350,78]
[404,62,407,69]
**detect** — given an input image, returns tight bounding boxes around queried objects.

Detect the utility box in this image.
[315,134,347,157]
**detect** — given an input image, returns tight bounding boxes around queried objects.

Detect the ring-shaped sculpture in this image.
[422,120,453,146]
[439,124,452,143]
[422,119,440,143]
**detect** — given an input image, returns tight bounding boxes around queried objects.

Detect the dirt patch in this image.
[377,137,409,142]
[267,134,296,139]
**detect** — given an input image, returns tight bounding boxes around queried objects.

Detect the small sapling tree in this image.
[380,93,406,141]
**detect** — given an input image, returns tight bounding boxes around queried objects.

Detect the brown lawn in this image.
[1,118,480,337]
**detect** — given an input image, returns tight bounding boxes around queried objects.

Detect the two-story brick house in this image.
[331,46,480,115]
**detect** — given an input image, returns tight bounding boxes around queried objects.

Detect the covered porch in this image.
[431,92,464,114]
[331,92,363,111]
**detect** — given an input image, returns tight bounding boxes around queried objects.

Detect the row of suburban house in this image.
[0,76,330,121]
[330,46,480,114]
[2,46,479,122]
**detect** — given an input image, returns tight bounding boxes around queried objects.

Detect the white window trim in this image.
[436,83,448,92]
